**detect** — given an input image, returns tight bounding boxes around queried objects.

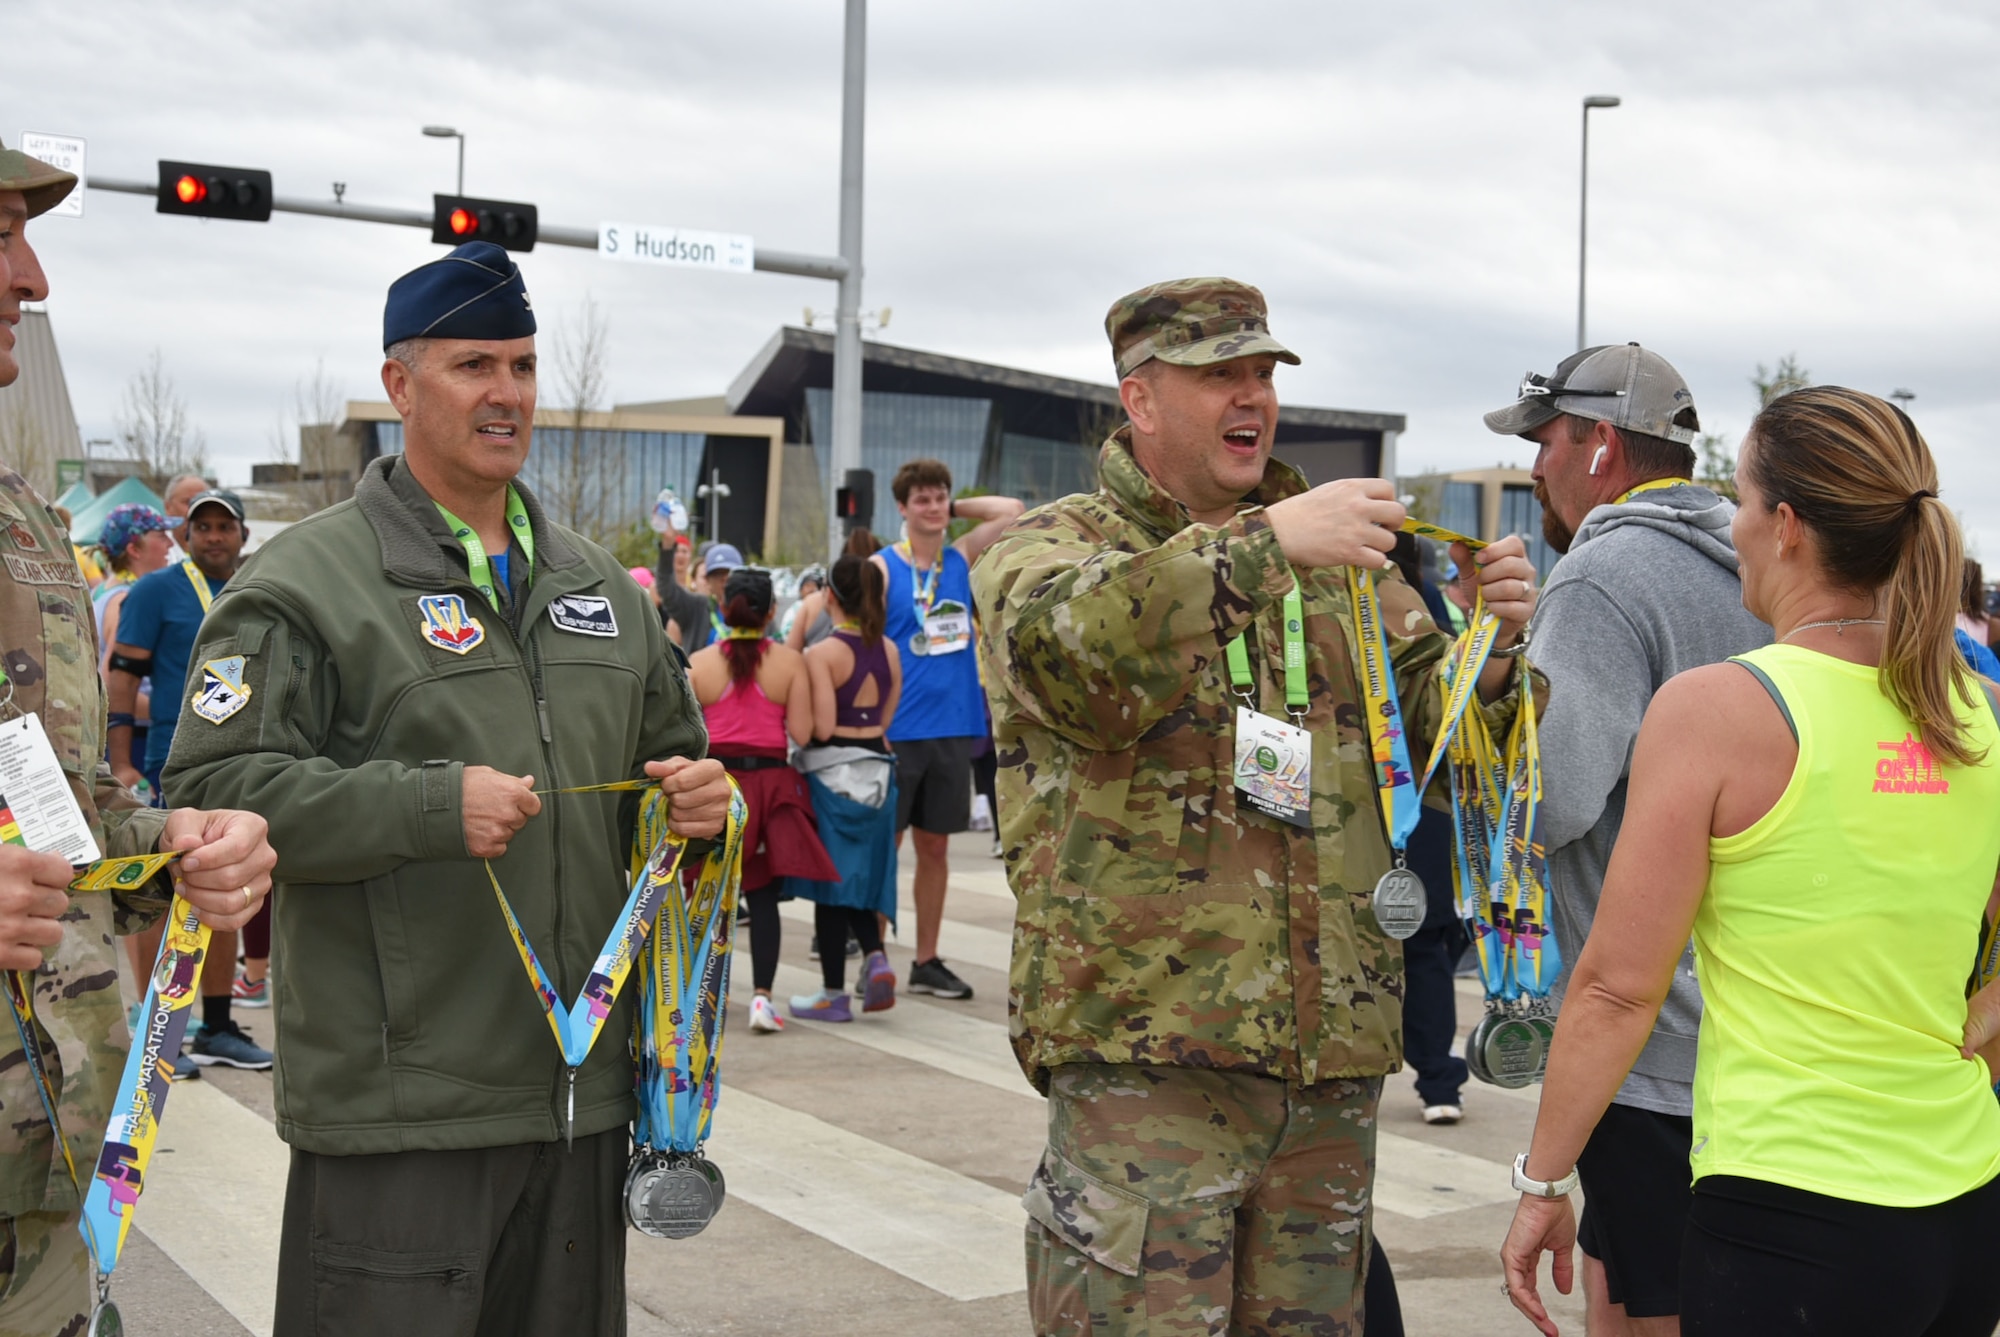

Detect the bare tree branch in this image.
[116,350,208,485]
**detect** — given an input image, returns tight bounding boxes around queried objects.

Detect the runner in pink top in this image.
[687,569,835,1034]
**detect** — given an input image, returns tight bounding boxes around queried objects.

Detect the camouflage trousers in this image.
[0,1208,90,1337]
[1025,1064,1382,1337]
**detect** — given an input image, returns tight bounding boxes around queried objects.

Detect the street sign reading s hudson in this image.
[599,222,752,274]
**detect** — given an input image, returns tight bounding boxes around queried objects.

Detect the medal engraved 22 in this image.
[1372,866,1425,941]
[625,1150,726,1239]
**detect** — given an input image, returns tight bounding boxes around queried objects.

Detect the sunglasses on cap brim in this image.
[1516,371,1627,401]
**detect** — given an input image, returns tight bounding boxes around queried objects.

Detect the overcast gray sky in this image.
[12,1,2000,548]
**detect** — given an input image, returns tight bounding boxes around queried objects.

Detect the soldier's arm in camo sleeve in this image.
[974,509,1297,752]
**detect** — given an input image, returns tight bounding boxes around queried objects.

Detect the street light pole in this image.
[422,125,465,195]
[827,0,867,563]
[1578,95,1620,351]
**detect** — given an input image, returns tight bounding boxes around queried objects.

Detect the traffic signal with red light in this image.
[836,469,875,533]
[431,195,538,252]
[156,161,274,222]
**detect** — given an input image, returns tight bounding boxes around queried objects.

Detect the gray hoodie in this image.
[1535,483,1772,1116]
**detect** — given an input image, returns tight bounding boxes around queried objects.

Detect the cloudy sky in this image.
[11,1,2000,546]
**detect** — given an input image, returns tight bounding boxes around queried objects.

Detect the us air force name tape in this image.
[383,241,537,351]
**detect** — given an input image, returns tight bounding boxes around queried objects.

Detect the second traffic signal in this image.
[432,195,537,252]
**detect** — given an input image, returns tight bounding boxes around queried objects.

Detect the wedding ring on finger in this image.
[242,886,253,909]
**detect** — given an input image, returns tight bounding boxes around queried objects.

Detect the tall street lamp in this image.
[423,125,465,195]
[1578,95,1620,351]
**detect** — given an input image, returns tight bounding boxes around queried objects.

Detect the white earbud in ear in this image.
[1589,446,1608,476]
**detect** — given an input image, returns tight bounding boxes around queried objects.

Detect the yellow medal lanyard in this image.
[485,777,746,1146]
[180,560,216,614]
[6,849,198,1302]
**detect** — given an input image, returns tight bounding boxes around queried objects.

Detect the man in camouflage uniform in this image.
[0,140,276,1334]
[972,278,1541,1335]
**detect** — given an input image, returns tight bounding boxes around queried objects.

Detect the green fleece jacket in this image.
[165,456,706,1154]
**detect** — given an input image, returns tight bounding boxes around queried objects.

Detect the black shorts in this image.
[1682,1173,2000,1337]
[1575,1101,1693,1319]
[892,735,973,835]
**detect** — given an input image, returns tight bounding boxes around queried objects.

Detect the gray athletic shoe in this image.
[906,958,973,1000]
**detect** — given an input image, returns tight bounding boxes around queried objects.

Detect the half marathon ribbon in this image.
[1448,647,1558,1090]
[628,784,746,1239]
[1346,557,1504,942]
[19,848,188,1334]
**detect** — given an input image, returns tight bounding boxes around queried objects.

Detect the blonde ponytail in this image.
[1745,386,1986,767]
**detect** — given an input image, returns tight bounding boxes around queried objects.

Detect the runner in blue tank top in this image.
[870,459,1024,1001]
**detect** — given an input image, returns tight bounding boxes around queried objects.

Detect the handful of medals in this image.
[1441,631,1560,1089]
[487,776,748,1240]
[624,782,745,1239]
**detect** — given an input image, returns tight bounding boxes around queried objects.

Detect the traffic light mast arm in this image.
[85,176,847,279]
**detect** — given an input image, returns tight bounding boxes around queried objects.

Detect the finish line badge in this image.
[191,656,253,724]
[419,594,486,655]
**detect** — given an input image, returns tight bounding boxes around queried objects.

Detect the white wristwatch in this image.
[1511,1153,1579,1198]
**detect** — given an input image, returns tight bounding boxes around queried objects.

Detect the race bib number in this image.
[922,600,972,657]
[1234,706,1313,829]
[0,713,100,862]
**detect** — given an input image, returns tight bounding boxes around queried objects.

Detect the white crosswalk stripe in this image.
[709,1090,1026,1301]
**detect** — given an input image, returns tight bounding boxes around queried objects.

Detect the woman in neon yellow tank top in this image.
[1502,388,2000,1337]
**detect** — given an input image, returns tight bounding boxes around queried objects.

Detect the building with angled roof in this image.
[0,308,84,499]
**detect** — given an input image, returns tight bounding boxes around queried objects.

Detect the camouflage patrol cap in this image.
[1105,277,1300,379]
[0,138,78,219]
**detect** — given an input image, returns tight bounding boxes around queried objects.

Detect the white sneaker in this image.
[1422,1103,1463,1125]
[749,995,785,1033]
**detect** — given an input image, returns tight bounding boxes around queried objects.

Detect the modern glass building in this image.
[711,327,1407,556]
[328,404,785,554]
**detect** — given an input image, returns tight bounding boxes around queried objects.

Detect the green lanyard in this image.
[1225,586,1308,723]
[435,489,535,611]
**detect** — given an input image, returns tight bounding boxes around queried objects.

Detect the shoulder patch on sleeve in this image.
[190,656,253,724]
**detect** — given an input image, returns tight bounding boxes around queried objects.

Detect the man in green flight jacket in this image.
[167,242,731,1337]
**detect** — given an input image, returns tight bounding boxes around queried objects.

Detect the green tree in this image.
[1752,354,1811,408]
[1695,432,1737,502]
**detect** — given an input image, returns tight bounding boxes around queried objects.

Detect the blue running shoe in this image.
[189,1019,273,1070]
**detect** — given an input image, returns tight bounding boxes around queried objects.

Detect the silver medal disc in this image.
[626,1153,723,1239]
[1464,1013,1493,1085]
[908,632,930,657]
[1372,868,1426,941]
[1479,1017,1545,1089]
[87,1299,123,1337]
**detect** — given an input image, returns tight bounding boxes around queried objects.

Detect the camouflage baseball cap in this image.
[0,138,78,220]
[1105,277,1300,379]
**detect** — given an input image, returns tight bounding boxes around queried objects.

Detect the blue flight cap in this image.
[382,242,537,350]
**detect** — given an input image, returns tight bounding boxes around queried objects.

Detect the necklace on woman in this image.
[1780,617,1885,643]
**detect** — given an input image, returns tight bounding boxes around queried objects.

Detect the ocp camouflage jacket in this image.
[973,436,1529,1093]
[0,467,171,1217]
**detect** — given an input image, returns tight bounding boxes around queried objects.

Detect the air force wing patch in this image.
[547,594,617,637]
[419,594,486,655]
[191,655,253,724]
